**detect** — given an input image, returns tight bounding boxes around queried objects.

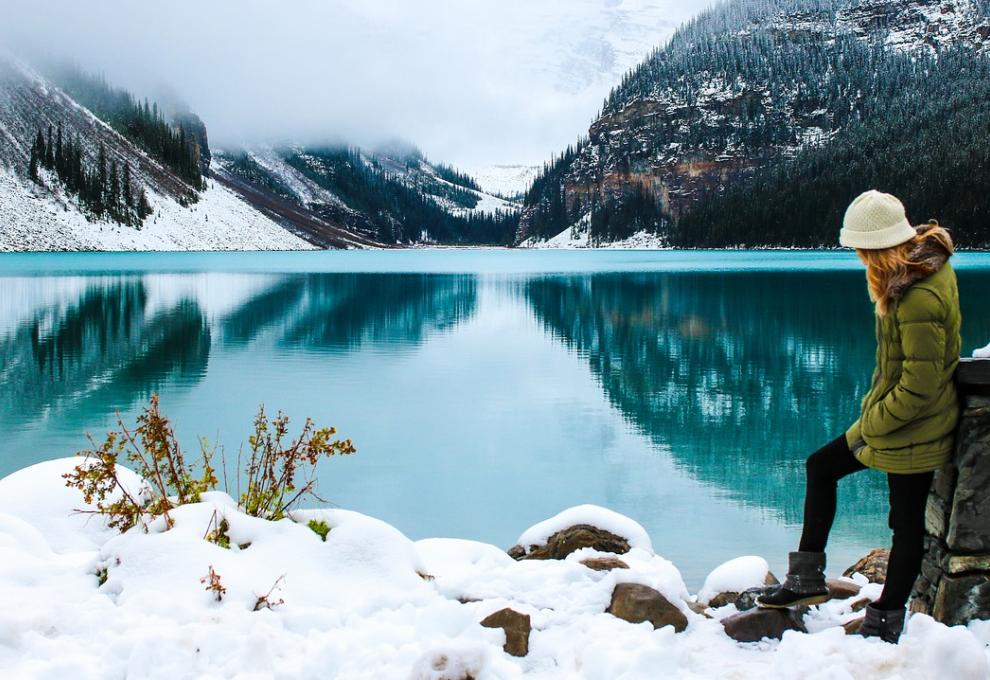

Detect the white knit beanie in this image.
[839,190,916,250]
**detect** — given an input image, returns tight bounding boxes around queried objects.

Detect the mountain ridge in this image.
[519,0,990,247]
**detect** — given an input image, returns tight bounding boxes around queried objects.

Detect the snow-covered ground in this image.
[464,165,540,200]
[521,221,667,250]
[0,168,314,252]
[1,458,987,679]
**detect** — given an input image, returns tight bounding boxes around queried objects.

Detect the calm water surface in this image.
[3,250,989,586]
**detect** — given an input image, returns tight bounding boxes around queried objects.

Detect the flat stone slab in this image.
[580,557,629,571]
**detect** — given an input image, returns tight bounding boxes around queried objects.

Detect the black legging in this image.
[798,435,934,610]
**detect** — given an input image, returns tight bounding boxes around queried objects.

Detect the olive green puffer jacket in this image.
[845,259,961,474]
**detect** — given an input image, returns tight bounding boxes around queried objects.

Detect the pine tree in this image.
[54,123,64,175]
[109,161,120,222]
[123,162,133,215]
[137,187,152,221]
[28,137,39,182]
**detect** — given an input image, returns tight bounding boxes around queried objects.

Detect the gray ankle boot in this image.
[757,551,830,608]
[858,604,905,643]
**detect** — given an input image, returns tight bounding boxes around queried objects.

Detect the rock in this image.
[947,398,990,553]
[850,596,872,612]
[606,583,688,632]
[826,578,861,600]
[510,524,632,560]
[687,601,712,618]
[506,544,526,559]
[580,556,629,571]
[765,571,780,586]
[843,616,865,635]
[932,572,990,626]
[721,607,806,642]
[734,586,772,612]
[708,591,739,609]
[480,608,531,657]
[843,548,889,583]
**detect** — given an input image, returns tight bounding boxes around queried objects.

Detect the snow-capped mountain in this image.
[0,59,519,250]
[519,0,990,247]
[0,59,316,252]
[503,0,712,96]
[213,144,519,246]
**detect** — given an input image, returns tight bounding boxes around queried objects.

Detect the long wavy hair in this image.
[856,221,954,316]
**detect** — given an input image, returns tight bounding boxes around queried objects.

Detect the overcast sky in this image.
[2,0,714,168]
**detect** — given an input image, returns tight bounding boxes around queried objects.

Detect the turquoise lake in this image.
[2,250,989,586]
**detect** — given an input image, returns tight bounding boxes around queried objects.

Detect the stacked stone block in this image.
[911,359,990,625]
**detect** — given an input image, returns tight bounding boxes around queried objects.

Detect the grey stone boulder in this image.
[721,607,806,642]
[947,396,990,553]
[843,548,889,583]
[480,607,531,657]
[607,583,688,632]
[508,524,632,560]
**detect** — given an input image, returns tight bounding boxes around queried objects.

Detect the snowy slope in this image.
[0,167,312,251]
[464,165,541,200]
[0,60,314,251]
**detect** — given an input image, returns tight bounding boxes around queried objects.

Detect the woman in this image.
[757,190,961,644]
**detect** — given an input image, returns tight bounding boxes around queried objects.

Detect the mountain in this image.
[0,60,519,251]
[519,0,990,248]
[212,144,519,247]
[0,60,314,251]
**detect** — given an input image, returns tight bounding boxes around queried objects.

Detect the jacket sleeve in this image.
[861,287,946,439]
[845,418,862,450]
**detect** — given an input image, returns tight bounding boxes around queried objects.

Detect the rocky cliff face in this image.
[518,0,990,244]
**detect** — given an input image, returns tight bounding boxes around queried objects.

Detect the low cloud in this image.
[2,0,712,167]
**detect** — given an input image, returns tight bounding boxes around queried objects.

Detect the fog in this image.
[2,0,713,168]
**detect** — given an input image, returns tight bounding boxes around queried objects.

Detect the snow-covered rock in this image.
[698,556,772,605]
[514,503,654,555]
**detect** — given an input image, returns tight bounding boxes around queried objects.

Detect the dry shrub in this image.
[63,394,216,531]
[64,395,355,532]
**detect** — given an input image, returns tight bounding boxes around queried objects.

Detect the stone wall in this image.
[911,358,990,625]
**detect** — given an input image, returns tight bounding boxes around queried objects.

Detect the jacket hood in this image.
[884,227,951,305]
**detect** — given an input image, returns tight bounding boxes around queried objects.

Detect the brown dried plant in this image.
[63,394,217,532]
[201,565,227,602]
[238,406,356,521]
[64,395,355,533]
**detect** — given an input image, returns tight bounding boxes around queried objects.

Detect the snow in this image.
[697,556,770,605]
[464,165,541,199]
[515,504,653,554]
[974,342,990,359]
[1,458,989,679]
[0,168,314,252]
[521,222,668,250]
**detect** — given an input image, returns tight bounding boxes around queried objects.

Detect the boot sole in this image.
[757,594,830,609]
